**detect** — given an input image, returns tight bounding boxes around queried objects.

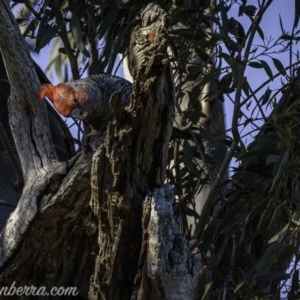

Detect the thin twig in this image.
[241,59,300,107]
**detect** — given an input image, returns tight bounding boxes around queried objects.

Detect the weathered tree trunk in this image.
[88,4,175,299]
[0,55,21,227]
[0,7,74,230]
[133,185,202,300]
[0,56,74,228]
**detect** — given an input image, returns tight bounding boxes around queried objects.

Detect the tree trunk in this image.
[132,185,202,300]
[0,54,74,229]
[0,55,21,228]
[88,4,175,299]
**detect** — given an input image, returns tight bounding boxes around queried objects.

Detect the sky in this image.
[245,0,294,91]
[223,0,296,145]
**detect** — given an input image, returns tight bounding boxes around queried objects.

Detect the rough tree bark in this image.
[0,2,200,300]
[133,185,202,300]
[0,14,74,230]
[87,4,177,299]
[0,55,21,227]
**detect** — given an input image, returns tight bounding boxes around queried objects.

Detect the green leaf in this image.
[217,200,245,234]
[228,18,245,45]
[260,60,273,79]
[245,198,268,225]
[270,151,290,192]
[244,5,257,18]
[35,24,58,53]
[97,3,120,39]
[242,78,250,96]
[292,209,300,225]
[254,243,284,272]
[278,245,295,264]
[294,0,300,28]
[70,15,83,50]
[268,224,289,244]
[234,280,246,293]
[182,142,198,175]
[220,52,240,86]
[266,154,280,165]
[257,25,265,41]
[248,61,263,68]
[70,15,89,57]
[199,71,216,87]
[184,207,201,219]
[201,283,213,300]
[272,58,286,75]
[256,271,290,284]
[260,87,272,106]
[266,204,284,234]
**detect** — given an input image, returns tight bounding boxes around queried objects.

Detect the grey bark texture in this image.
[134,185,202,300]
[88,4,175,299]
[0,2,74,231]
[0,55,21,229]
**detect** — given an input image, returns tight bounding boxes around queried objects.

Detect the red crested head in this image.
[37,84,76,117]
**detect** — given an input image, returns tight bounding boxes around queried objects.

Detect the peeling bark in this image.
[88,4,175,299]
[0,155,96,298]
[0,54,74,231]
[0,0,56,178]
[134,186,202,300]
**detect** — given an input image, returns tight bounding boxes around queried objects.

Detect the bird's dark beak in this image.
[71,108,88,119]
